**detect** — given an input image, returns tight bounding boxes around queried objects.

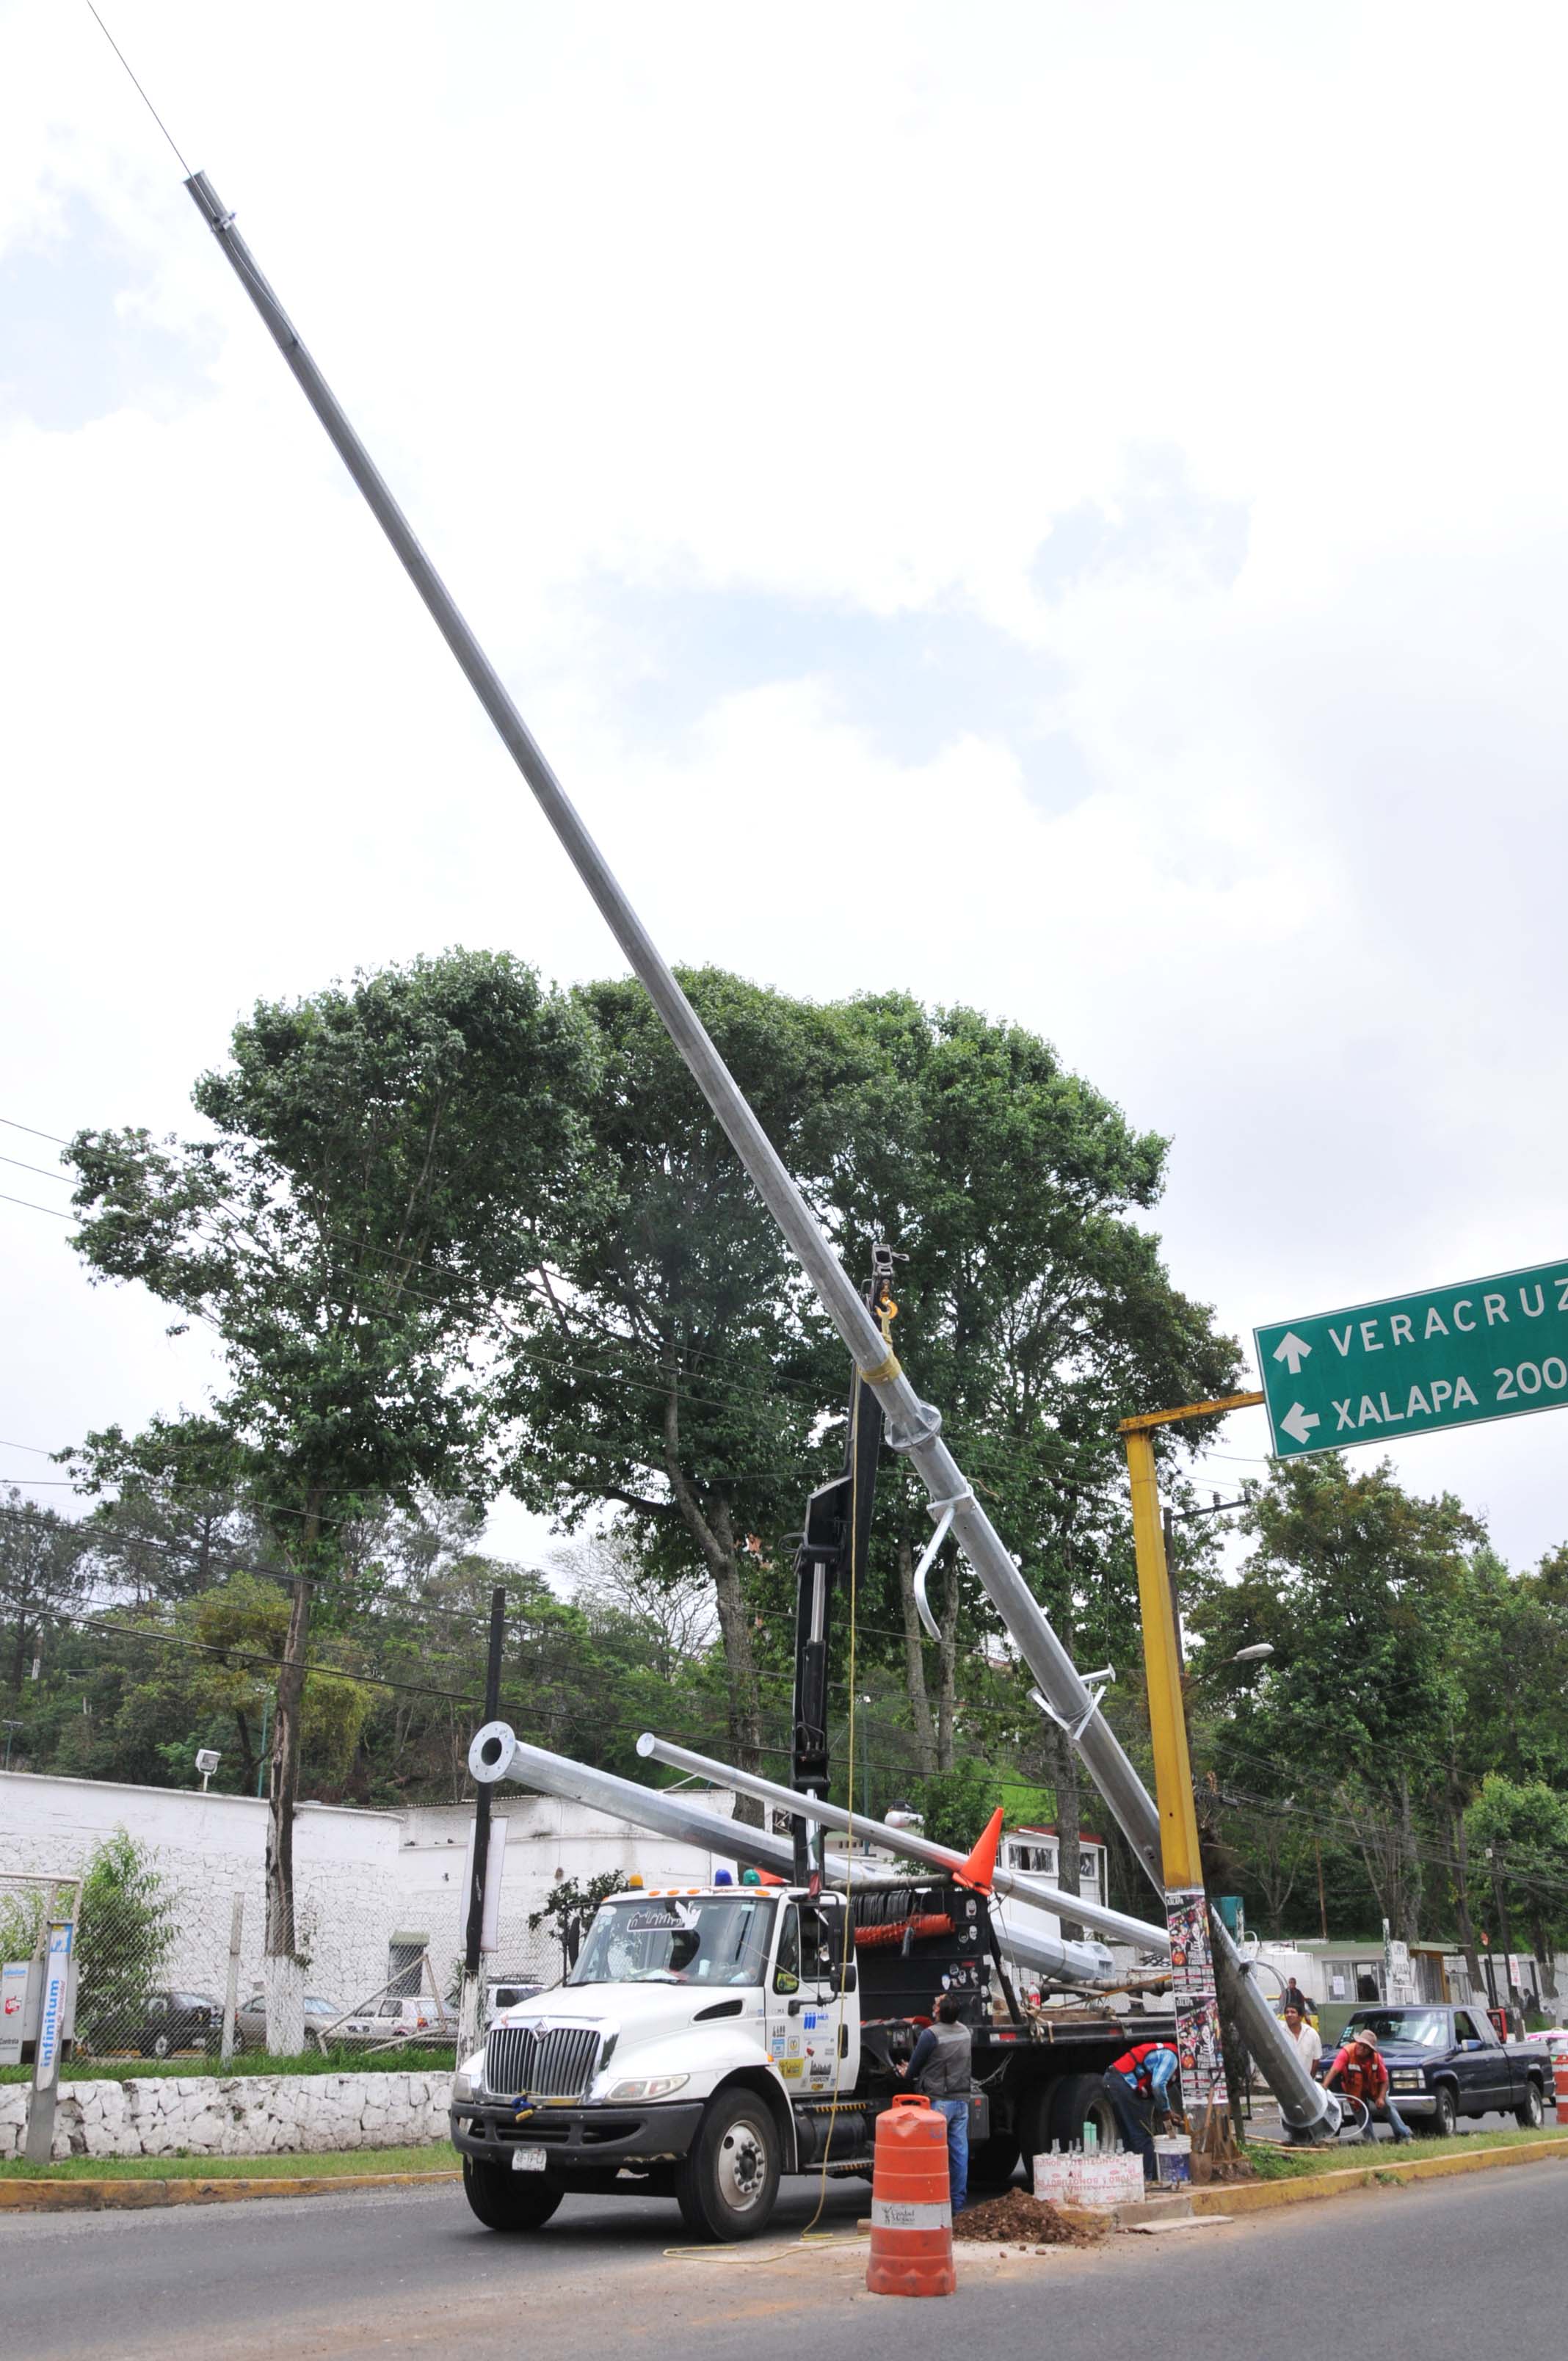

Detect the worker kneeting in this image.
[1103,2040,1180,2184]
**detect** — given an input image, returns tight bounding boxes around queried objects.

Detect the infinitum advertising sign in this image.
[1255,1256,1568,1457]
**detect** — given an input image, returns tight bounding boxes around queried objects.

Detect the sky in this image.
[4,2,1568,1575]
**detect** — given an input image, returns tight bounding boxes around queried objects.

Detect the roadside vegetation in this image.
[0,2141,460,2181]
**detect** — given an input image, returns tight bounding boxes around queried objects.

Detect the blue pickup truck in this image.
[1332,2005,1550,2135]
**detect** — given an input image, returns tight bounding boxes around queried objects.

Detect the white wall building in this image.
[0,1769,738,2012]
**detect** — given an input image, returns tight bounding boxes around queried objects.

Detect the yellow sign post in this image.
[1118,1390,1264,2134]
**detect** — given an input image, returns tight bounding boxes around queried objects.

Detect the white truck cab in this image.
[451,1879,863,2238]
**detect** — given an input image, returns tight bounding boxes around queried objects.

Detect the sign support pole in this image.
[1121,1396,1263,2142]
[23,1878,79,2166]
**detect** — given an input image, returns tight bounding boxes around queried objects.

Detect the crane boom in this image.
[183,170,1334,2136]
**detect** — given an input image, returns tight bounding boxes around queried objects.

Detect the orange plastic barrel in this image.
[865,2094,957,2298]
[1553,2058,1568,2126]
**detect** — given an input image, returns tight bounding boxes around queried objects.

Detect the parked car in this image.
[338,1995,457,2043]
[233,1992,345,2051]
[1335,2004,1550,2135]
[139,1990,223,2059]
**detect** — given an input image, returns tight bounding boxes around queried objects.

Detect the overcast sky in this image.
[4,3,1567,1574]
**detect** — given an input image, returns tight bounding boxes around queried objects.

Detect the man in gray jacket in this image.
[901,1991,973,2213]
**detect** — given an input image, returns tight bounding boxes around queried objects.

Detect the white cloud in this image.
[3,1,1567,1566]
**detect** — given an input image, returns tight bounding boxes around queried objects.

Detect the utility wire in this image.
[83,1,192,176]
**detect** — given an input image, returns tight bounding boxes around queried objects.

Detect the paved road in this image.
[7,2156,1564,2361]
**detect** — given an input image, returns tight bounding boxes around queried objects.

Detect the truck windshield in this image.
[568,1896,777,1987]
[1346,2009,1453,2050]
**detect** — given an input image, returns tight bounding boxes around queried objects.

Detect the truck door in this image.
[769,1901,860,2102]
[1456,2010,1509,2114]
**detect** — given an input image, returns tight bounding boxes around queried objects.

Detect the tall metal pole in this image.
[183,167,1163,1892]
[459,1585,507,2051]
[181,175,1335,2134]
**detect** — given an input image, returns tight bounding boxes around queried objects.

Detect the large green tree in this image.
[1189,1454,1483,1944]
[66,950,595,2048]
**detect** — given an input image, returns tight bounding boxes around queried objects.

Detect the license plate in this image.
[510,2146,548,2173]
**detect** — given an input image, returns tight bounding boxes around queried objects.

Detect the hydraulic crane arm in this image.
[184,170,1335,2136]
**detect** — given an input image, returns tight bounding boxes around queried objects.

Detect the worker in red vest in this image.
[1103,2040,1179,2181]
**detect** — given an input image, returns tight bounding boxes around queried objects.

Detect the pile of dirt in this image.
[952,2189,1106,2246]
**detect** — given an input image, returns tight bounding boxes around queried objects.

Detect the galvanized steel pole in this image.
[637,1731,1167,1955]
[184,174,1333,2133]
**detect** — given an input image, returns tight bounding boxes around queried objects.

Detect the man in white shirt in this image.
[1285,2002,1322,2072]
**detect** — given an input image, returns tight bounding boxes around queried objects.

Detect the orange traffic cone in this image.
[865,2095,957,2297]
[954,1805,1004,1894]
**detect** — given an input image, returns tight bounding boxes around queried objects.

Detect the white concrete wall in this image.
[0,1770,740,2014]
[0,2069,453,2161]
[0,1771,402,2009]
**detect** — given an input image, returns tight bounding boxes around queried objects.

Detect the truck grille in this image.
[485,2023,602,2100]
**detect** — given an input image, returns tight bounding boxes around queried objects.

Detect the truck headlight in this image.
[453,2049,487,2103]
[1390,2072,1424,2091]
[606,2074,689,2101]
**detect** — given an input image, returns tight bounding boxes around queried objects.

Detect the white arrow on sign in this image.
[1272,1331,1312,1376]
[1280,1402,1320,1446]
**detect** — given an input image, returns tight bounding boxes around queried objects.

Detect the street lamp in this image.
[1232,1643,1274,1664]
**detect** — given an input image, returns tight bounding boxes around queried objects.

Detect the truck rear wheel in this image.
[462,2156,563,2232]
[1050,2072,1120,2153]
[674,2089,780,2241]
[1515,2081,1545,2130]
[967,2135,1021,2194]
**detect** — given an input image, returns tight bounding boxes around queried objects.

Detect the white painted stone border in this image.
[0,2070,454,2163]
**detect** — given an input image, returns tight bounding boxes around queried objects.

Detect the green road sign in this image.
[1255,1255,1568,1457]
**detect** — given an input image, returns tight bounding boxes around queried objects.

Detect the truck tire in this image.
[1514,2080,1545,2130]
[967,2135,1021,2194]
[1050,2073,1120,2153]
[461,2156,563,2231]
[674,2089,780,2241]
[1429,2082,1458,2139]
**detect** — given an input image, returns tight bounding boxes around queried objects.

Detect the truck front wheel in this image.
[462,2156,563,2232]
[1428,2083,1458,2139]
[675,2090,780,2241]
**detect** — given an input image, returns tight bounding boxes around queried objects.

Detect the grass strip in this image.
[0,2045,455,2086]
[0,2141,459,2182]
[1243,2121,1568,2180]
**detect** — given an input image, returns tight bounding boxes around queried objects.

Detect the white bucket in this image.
[1153,2134,1191,2187]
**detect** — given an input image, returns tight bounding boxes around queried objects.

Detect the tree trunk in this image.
[1447,1763,1484,1992]
[707,1523,763,1829]
[234,1705,257,1798]
[1490,1849,1518,2016]
[894,1531,937,1777]
[264,1500,319,2056]
[658,1387,763,1826]
[1396,1769,1423,1946]
[934,1557,959,1773]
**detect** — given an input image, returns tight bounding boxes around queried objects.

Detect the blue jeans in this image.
[1104,2069,1157,2181]
[933,2097,969,2212]
[1360,2099,1413,2143]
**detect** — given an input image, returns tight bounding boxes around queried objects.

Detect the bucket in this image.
[1153,2134,1191,2187]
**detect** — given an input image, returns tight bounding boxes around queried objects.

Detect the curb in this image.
[1188,2136,1568,2217]
[0,2169,460,2214]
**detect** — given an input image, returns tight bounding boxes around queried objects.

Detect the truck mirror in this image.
[829,1962,857,1997]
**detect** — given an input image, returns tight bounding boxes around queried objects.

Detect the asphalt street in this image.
[5,2154,1565,2361]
